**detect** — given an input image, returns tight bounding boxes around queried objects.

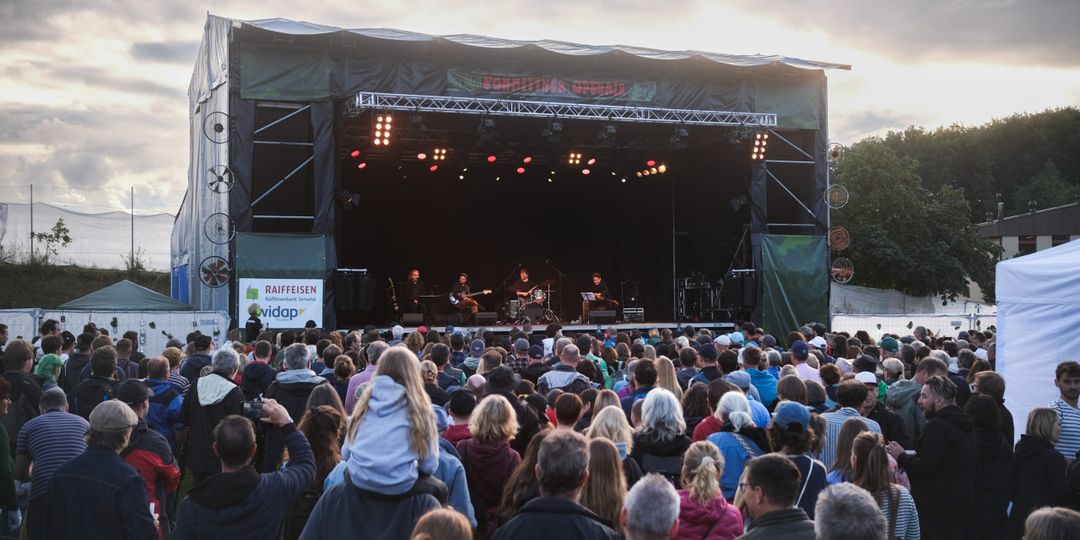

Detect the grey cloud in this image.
[733,0,1080,67]
[34,63,183,99]
[830,110,916,144]
[130,40,200,64]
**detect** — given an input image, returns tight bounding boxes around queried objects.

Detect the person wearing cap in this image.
[44,400,157,539]
[713,334,731,352]
[855,371,909,448]
[790,340,823,386]
[724,370,771,429]
[461,338,486,377]
[538,344,592,396]
[689,345,722,386]
[508,338,531,373]
[521,344,550,386]
[180,347,245,485]
[117,380,181,537]
[820,381,882,470]
[486,365,541,456]
[808,336,835,365]
[769,401,828,519]
[179,333,214,383]
[175,398,315,540]
[728,332,745,349]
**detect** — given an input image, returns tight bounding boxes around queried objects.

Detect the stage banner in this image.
[761,234,828,336]
[447,69,657,104]
[238,278,324,329]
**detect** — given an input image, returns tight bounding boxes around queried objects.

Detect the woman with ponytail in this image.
[851,432,920,540]
[673,441,743,540]
[706,392,770,500]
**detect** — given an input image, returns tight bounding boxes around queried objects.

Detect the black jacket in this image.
[44,446,157,540]
[298,473,442,540]
[630,431,692,484]
[492,496,618,540]
[72,376,117,420]
[738,508,815,540]
[1006,435,1066,539]
[180,373,245,474]
[0,371,41,454]
[491,389,539,456]
[241,361,277,400]
[867,401,911,449]
[970,428,1012,540]
[896,405,975,519]
[61,351,90,390]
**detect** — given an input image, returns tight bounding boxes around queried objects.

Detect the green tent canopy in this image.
[59,280,193,311]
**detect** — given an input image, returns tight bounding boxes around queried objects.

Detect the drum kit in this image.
[507,280,558,323]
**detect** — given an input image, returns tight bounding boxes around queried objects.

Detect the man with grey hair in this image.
[345,340,388,412]
[181,346,244,484]
[621,474,680,540]
[814,483,887,540]
[263,342,329,469]
[492,430,618,539]
[537,344,592,395]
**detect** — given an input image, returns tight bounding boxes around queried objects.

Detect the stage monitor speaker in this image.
[474,312,497,325]
[741,274,757,306]
[623,308,645,323]
[402,313,424,325]
[589,310,617,324]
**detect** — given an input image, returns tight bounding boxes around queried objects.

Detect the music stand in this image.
[580,292,597,301]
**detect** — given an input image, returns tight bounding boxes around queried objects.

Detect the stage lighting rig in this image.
[751,132,769,161]
[568,152,582,165]
[373,114,392,146]
[432,148,448,161]
[542,119,563,144]
[477,116,496,142]
[669,126,688,149]
[595,123,616,146]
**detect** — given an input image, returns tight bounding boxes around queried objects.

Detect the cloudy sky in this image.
[1,0,1078,216]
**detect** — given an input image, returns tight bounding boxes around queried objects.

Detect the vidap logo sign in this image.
[238,278,324,327]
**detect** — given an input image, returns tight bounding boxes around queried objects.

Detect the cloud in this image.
[130,40,200,64]
[830,110,917,144]
[734,0,1080,67]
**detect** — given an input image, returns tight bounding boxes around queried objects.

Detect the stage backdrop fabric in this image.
[761,234,828,336]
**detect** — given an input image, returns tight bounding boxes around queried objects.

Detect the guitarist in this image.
[450,273,489,314]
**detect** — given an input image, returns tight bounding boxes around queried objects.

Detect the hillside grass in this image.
[0,263,170,309]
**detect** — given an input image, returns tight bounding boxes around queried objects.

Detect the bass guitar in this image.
[449,289,492,305]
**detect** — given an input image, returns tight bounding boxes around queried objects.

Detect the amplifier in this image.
[623,308,645,323]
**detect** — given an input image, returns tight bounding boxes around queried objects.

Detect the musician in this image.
[588,272,620,311]
[451,273,481,314]
[508,268,533,300]
[402,268,425,313]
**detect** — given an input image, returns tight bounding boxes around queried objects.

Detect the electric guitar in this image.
[449,289,492,305]
[387,278,400,314]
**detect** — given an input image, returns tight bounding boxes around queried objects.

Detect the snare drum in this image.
[531,288,546,304]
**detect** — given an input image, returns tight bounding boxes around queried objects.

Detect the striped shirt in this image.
[16,410,89,499]
[168,372,191,395]
[819,407,881,469]
[875,485,921,540]
[1051,397,1080,461]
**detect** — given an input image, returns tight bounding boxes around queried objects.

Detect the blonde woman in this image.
[656,356,684,401]
[588,405,644,487]
[343,346,438,495]
[581,438,627,533]
[420,360,450,407]
[593,389,621,414]
[674,441,743,540]
[457,394,521,537]
[1006,407,1067,538]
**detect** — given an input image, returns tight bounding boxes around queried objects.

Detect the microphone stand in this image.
[546,259,566,322]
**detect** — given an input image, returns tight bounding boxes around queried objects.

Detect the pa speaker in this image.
[334,272,358,310]
[402,313,424,325]
[475,312,497,325]
[589,310,617,324]
[741,274,757,306]
[355,275,375,311]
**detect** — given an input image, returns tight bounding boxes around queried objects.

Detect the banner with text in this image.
[239,278,324,329]
[447,69,657,104]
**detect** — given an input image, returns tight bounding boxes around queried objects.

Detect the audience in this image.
[739,454,815,539]
[813,483,887,540]
[673,441,742,540]
[621,474,681,540]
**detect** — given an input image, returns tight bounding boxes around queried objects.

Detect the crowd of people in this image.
[0,318,1079,540]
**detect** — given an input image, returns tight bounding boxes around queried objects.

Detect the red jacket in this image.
[674,489,743,540]
[122,419,180,539]
[692,415,724,442]
[443,424,474,447]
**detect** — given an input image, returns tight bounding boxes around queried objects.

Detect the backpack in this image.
[74,378,116,419]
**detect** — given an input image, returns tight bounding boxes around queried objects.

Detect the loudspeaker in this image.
[741,274,757,306]
[589,310,617,324]
[334,271,357,310]
[402,313,424,325]
[356,275,375,311]
[475,312,497,325]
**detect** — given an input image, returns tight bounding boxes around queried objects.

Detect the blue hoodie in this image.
[342,375,439,495]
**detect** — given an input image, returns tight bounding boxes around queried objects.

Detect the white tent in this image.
[996,239,1080,441]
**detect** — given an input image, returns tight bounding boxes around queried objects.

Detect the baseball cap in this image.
[88,400,138,433]
[853,355,877,373]
[854,371,878,385]
[528,344,544,359]
[772,401,811,431]
[469,339,485,357]
[698,344,718,361]
[514,338,530,352]
[714,335,731,347]
[878,337,899,353]
[33,354,65,379]
[723,370,751,390]
[808,336,828,349]
[728,333,745,345]
[761,334,777,349]
[116,380,153,406]
[791,340,810,360]
[975,348,989,361]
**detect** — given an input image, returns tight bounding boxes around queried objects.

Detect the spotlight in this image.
[433,148,448,161]
[621,178,626,183]
[429,165,439,172]
[646,160,657,168]
[374,114,392,146]
[523,156,533,164]
[459,175,465,180]
[650,167,658,174]
[643,170,651,176]
[636,171,644,178]
[350,150,361,158]
[338,191,360,209]
[547,178,553,183]
[582,169,591,175]
[357,162,367,170]
[487,155,497,163]
[568,152,581,165]
[751,132,769,161]
[587,158,596,166]
[516,167,526,174]
[417,153,427,160]
[657,164,667,173]
[595,123,616,146]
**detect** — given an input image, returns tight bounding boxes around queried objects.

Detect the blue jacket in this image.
[174,424,315,540]
[620,385,653,420]
[708,430,765,500]
[44,446,157,540]
[747,368,778,408]
[179,353,213,383]
[144,377,184,454]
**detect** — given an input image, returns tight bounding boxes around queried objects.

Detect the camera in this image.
[243,400,266,420]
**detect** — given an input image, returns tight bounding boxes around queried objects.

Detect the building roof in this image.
[978,201,1080,237]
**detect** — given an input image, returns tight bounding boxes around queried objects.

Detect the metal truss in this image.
[345,92,776,127]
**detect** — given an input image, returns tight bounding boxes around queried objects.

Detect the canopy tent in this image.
[996,240,1080,441]
[60,280,193,311]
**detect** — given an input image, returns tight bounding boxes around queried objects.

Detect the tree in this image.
[1011,160,1079,213]
[832,139,1000,302]
[31,218,72,265]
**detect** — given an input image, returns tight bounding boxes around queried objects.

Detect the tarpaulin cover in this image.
[996,239,1080,441]
[60,280,193,311]
[235,233,326,279]
[761,235,828,336]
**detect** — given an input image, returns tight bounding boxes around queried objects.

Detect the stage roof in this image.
[236,17,851,72]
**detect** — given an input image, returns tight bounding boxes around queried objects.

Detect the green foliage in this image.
[30,218,72,265]
[122,247,149,273]
[1012,160,1079,212]
[833,139,1001,302]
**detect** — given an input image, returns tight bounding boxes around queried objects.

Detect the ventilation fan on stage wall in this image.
[828,226,851,252]
[199,256,230,288]
[824,184,850,210]
[203,213,235,245]
[830,257,854,284]
[827,143,845,163]
[206,165,235,193]
[203,112,231,144]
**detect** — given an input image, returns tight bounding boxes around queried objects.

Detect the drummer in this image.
[508,268,533,300]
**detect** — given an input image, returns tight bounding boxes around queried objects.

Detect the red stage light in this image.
[582,169,591,175]
[357,162,367,169]
[646,160,657,167]
[417,153,427,160]
[587,158,596,166]
[523,156,533,164]
[516,167,526,174]
[350,150,361,158]
[429,165,439,172]
[487,155,497,163]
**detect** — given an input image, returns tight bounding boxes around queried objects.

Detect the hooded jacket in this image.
[886,379,926,446]
[673,490,743,540]
[896,404,975,518]
[491,496,619,540]
[457,438,521,535]
[174,424,315,540]
[121,418,180,534]
[241,360,277,400]
[144,377,184,455]
[344,375,439,495]
[180,372,244,474]
[631,430,692,484]
[970,427,1012,540]
[1006,434,1066,538]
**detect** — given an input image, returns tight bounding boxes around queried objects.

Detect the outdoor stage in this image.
[377,321,737,336]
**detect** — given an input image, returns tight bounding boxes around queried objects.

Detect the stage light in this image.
[582,169,591,175]
[568,152,581,165]
[374,114,392,146]
[429,165,439,172]
[433,148,447,161]
[669,126,688,149]
[516,167,526,174]
[587,158,596,166]
[417,153,427,160]
[487,155,497,163]
[646,160,657,167]
[495,176,501,181]
[621,178,626,183]
[658,164,667,173]
[373,139,382,146]
[547,178,553,183]
[650,167,658,174]
[350,150,361,158]
[751,132,769,161]
[523,156,533,164]
[357,162,367,169]
[459,175,465,180]
[636,171,644,178]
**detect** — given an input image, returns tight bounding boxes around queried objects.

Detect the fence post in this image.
[29,185,34,265]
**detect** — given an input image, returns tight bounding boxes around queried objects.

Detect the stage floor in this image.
[367,321,737,335]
